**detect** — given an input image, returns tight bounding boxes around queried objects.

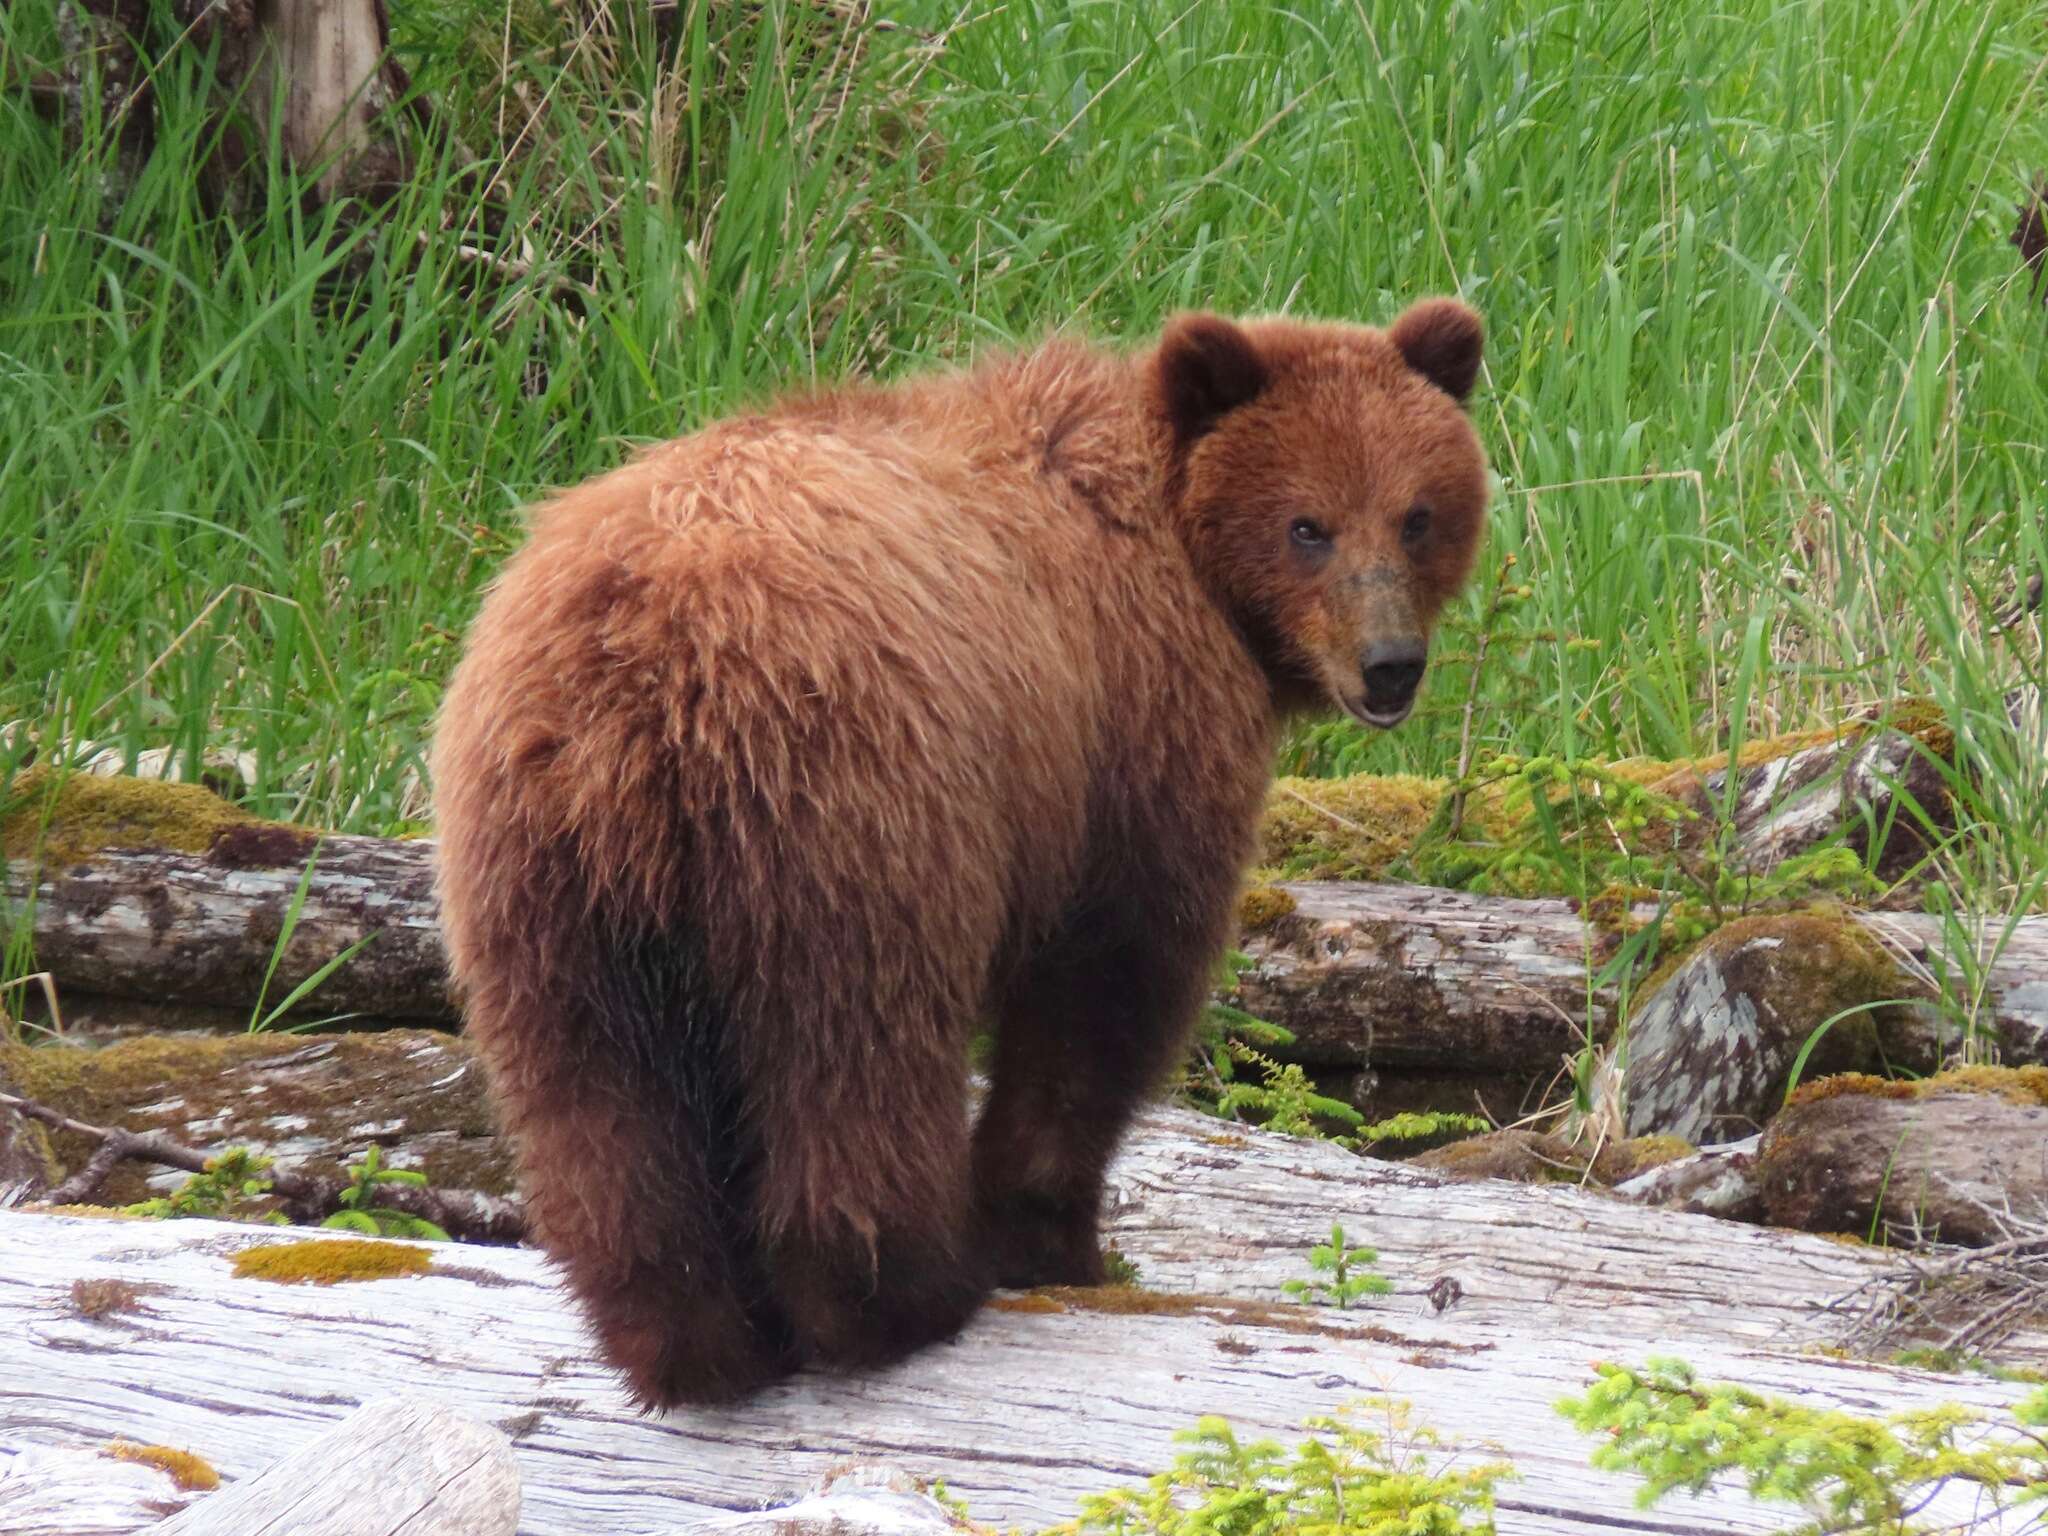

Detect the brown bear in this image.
[430,300,1490,1407]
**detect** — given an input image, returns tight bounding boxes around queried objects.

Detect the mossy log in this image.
[7,744,2045,1093]
[4,771,449,1025]
[1235,882,2048,1081]
[1756,1069,2048,1245]
[1,1102,2042,1535]
[1601,912,1911,1143]
[0,1029,508,1209]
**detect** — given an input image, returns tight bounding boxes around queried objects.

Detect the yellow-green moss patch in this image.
[231,1238,433,1285]
[2,768,262,866]
[1237,884,1298,932]
[104,1441,219,1492]
[1608,1135,1696,1179]
[987,1292,1066,1314]
[1414,1129,1593,1184]
[1790,1063,2048,1110]
[1257,774,1445,881]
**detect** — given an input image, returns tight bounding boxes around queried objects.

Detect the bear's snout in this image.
[1359,641,1426,726]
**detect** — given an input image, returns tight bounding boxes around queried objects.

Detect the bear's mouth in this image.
[1343,697,1414,731]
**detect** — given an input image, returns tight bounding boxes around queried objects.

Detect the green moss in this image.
[1790,1063,2048,1109]
[1,768,267,866]
[230,1237,434,1285]
[1256,774,1446,881]
[104,1441,220,1492]
[1255,708,1952,902]
[1607,1135,1695,1179]
[1416,1129,1592,1183]
[1237,884,1297,932]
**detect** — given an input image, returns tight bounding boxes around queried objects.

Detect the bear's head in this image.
[1153,299,1490,728]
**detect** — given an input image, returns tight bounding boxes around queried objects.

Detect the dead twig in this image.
[1820,1209,2048,1359]
[0,1088,526,1244]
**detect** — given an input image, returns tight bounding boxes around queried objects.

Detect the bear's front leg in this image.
[972,918,1219,1289]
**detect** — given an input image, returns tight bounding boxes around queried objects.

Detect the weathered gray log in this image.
[1756,1081,2048,1245]
[151,1395,518,1536]
[6,815,450,1024]
[1,1102,2041,1535]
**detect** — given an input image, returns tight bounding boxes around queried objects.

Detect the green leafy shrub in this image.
[122,1148,286,1225]
[1048,1403,1511,1536]
[1558,1357,2048,1533]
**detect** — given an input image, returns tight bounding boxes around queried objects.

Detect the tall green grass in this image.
[2,0,2044,903]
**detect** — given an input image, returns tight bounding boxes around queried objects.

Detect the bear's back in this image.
[433,339,1262,950]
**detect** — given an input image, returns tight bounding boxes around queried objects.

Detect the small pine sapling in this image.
[1283,1222,1391,1309]
[323,1145,450,1241]
[123,1148,285,1225]
[1048,1400,1510,1536]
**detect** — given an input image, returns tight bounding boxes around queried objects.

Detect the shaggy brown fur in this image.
[430,301,1490,1407]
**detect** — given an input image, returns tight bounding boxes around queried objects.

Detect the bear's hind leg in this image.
[469,925,794,1409]
[973,917,1217,1290]
[747,1013,987,1373]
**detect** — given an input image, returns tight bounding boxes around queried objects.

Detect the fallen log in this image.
[1235,884,2048,1076]
[152,1396,518,1536]
[7,739,2047,1092]
[0,1101,2039,1535]
[2,775,448,1025]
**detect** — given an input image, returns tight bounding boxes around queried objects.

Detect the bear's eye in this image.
[1289,518,1332,550]
[1401,505,1431,546]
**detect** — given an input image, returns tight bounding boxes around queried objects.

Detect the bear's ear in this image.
[1155,313,1269,443]
[1389,298,1484,403]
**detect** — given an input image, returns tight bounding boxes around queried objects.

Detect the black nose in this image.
[1361,644,1426,715]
